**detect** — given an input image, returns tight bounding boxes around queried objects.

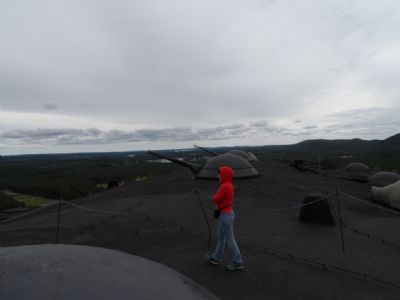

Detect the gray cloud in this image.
[0,121,298,146]
[326,107,385,120]
[44,103,58,110]
[303,125,318,130]
[1,116,397,151]
[321,119,400,139]
[2,2,398,119]
[0,0,400,154]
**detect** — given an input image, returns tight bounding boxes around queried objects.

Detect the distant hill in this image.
[292,138,374,153]
[381,133,400,146]
[236,133,400,171]
[255,133,399,154]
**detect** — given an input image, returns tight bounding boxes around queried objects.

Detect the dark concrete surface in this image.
[1,159,400,299]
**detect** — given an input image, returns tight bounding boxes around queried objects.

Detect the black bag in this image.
[214,206,231,219]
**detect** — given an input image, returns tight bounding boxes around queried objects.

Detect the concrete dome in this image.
[227,150,258,162]
[197,154,259,179]
[372,179,400,210]
[344,162,370,172]
[369,172,400,187]
[0,244,218,300]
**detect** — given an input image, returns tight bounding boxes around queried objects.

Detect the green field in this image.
[4,191,55,208]
[96,183,108,189]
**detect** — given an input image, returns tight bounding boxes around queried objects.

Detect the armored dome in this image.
[197,153,259,179]
[344,162,370,172]
[0,244,217,300]
[372,179,400,210]
[227,150,258,162]
[369,172,400,187]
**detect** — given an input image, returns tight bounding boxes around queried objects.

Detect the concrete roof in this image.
[1,160,400,299]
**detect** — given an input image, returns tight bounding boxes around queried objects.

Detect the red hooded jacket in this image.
[212,166,234,214]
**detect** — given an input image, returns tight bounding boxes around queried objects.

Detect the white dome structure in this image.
[372,179,400,210]
[369,172,400,187]
[344,162,371,172]
[197,154,259,179]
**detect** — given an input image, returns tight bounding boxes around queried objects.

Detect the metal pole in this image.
[335,189,345,253]
[195,189,212,247]
[56,198,62,244]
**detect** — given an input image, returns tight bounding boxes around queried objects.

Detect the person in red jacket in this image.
[207,166,243,271]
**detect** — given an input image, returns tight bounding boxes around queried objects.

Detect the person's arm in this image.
[213,185,227,204]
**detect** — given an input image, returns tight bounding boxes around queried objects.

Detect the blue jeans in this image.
[212,212,243,264]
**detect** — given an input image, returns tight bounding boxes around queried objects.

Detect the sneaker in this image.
[206,254,219,265]
[225,261,244,271]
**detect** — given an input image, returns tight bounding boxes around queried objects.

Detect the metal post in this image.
[335,189,345,253]
[56,198,62,244]
[195,189,212,247]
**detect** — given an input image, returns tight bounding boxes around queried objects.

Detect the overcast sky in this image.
[1,0,399,155]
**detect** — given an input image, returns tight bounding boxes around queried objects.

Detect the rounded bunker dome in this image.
[344,162,371,172]
[372,179,400,210]
[369,171,400,187]
[227,150,258,162]
[0,244,218,300]
[197,153,259,179]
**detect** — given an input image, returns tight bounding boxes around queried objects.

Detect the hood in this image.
[219,166,234,183]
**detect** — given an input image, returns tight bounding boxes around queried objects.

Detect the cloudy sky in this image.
[1,0,399,155]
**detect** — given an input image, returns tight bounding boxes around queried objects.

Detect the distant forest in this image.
[0,152,179,203]
[1,133,399,210]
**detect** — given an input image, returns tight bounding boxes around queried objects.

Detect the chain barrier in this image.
[334,191,400,251]
[62,198,400,290]
[64,200,138,215]
[327,192,400,253]
[62,188,334,215]
[330,191,400,252]
[342,222,400,252]
[236,241,400,289]
[4,187,398,290]
[196,189,334,212]
[339,191,400,216]
[62,188,198,215]
[62,188,400,253]
[55,188,400,290]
